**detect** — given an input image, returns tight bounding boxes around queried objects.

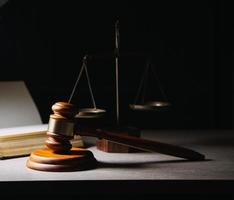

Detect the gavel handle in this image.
[77,129,205,161]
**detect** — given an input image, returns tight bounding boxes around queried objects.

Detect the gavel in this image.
[27,102,205,172]
[47,102,205,160]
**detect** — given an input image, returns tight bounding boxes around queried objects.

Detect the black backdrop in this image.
[0,1,232,129]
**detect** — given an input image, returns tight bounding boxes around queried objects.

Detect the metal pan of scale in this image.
[76,108,106,119]
[129,101,171,112]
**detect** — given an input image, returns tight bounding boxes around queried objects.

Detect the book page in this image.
[0,124,47,138]
[0,81,42,128]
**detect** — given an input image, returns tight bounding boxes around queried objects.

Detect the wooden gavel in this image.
[46,102,205,161]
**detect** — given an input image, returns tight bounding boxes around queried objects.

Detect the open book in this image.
[0,81,83,158]
[0,124,83,158]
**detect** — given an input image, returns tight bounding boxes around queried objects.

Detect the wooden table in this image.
[0,130,233,198]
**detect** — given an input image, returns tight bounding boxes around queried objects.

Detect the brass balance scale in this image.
[73,21,171,121]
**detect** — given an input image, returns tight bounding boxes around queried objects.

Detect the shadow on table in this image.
[98,158,212,168]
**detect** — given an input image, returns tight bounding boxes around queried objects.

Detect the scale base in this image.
[96,127,141,153]
[26,147,97,172]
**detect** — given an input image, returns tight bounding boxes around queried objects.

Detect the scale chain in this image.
[68,56,97,109]
[68,59,86,103]
[84,61,97,109]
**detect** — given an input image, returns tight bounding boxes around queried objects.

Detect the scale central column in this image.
[115,20,120,125]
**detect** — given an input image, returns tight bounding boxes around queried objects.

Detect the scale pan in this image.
[76,108,106,119]
[129,101,171,111]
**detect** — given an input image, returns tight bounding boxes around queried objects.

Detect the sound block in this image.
[26,147,97,172]
[96,127,141,153]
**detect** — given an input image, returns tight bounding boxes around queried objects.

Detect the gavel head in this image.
[45,102,78,153]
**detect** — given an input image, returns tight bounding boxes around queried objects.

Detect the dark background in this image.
[0,0,232,129]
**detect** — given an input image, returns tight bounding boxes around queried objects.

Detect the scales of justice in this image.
[26,21,205,172]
